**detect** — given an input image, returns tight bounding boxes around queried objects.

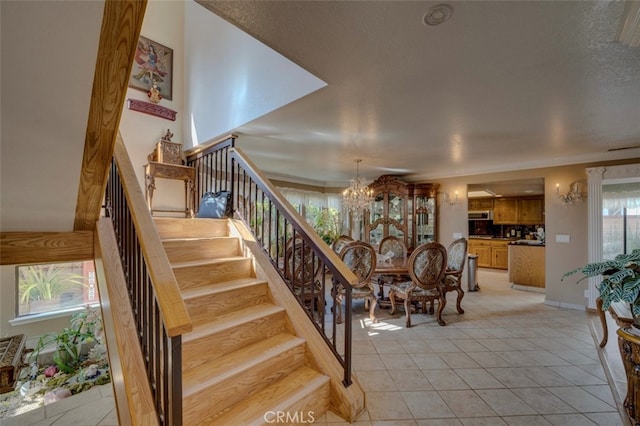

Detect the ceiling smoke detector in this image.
[423,4,453,26]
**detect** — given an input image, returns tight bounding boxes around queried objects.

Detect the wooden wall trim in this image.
[74,0,147,231]
[0,231,94,265]
[94,218,159,426]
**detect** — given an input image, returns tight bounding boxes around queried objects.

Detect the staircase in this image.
[154,217,331,425]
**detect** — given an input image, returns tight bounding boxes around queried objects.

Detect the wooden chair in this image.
[441,237,468,314]
[389,242,448,327]
[377,235,409,296]
[378,236,408,259]
[332,234,354,254]
[334,241,378,324]
[283,236,324,318]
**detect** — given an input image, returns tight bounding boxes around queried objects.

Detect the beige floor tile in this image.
[510,387,576,414]
[423,370,469,391]
[465,352,509,368]
[438,390,497,418]
[501,415,553,425]
[365,391,414,421]
[392,370,434,392]
[542,413,599,425]
[401,391,455,419]
[455,369,504,389]
[485,367,541,388]
[581,384,616,406]
[440,353,482,369]
[475,389,537,416]
[410,353,449,370]
[356,370,398,392]
[547,365,606,386]
[583,411,625,426]
[415,420,463,426]
[545,386,616,412]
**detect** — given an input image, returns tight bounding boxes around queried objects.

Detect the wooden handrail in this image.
[231,147,358,287]
[94,218,159,426]
[183,133,237,157]
[112,134,192,336]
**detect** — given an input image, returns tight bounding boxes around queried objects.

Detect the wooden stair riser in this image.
[184,282,269,323]
[183,309,289,370]
[208,367,330,425]
[183,342,307,425]
[173,258,254,290]
[154,217,229,239]
[163,238,241,263]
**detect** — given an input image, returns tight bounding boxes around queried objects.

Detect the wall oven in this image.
[468,210,493,220]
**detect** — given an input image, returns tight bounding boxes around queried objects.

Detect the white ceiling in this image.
[197,0,640,187]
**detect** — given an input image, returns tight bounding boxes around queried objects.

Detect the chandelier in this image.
[343,159,373,215]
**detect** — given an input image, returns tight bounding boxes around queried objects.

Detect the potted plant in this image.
[29,308,102,374]
[563,249,640,323]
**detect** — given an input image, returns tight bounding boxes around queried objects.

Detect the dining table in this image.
[374,257,410,308]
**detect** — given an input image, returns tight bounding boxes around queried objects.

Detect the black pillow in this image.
[196,191,232,218]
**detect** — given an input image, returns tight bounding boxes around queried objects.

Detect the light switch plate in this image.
[556,234,571,243]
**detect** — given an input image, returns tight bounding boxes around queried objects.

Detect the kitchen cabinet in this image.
[518,197,544,224]
[364,175,438,251]
[493,196,544,225]
[468,240,492,268]
[468,198,494,211]
[469,239,509,269]
[491,241,509,269]
[493,198,518,224]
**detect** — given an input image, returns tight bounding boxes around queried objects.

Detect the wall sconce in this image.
[556,182,585,205]
[444,191,460,206]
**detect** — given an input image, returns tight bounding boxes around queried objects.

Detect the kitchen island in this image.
[508,241,545,289]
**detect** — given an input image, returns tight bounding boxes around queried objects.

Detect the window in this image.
[16,260,98,317]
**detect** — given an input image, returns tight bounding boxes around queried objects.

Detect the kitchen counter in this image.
[508,244,545,288]
[509,240,545,246]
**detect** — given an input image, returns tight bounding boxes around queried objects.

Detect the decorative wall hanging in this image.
[128,35,173,101]
[127,99,177,121]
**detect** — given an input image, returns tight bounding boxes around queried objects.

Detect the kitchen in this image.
[467,178,546,291]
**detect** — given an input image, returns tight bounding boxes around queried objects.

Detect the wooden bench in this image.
[597,297,634,348]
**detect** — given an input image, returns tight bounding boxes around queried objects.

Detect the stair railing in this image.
[105,134,193,425]
[185,136,358,386]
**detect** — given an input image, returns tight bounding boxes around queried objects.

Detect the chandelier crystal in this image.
[343,159,373,215]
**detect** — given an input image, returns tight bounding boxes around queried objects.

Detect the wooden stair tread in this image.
[182,333,305,396]
[170,256,247,269]
[180,277,266,300]
[161,235,236,242]
[182,303,285,343]
[207,366,330,425]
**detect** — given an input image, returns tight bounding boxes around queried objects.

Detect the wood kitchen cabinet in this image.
[493,196,544,225]
[468,240,492,268]
[469,239,509,269]
[491,241,509,269]
[468,198,494,211]
[518,197,544,224]
[493,198,518,224]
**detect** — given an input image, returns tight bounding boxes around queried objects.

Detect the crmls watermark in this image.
[263,411,316,423]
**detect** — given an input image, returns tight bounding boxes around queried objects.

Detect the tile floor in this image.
[1,269,628,425]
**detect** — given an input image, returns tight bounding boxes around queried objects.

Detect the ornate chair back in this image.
[409,242,448,292]
[379,236,408,259]
[446,238,468,277]
[334,241,378,323]
[332,234,354,254]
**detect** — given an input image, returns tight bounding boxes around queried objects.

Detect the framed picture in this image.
[129,35,173,101]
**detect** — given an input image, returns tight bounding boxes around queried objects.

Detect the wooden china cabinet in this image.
[364,175,439,251]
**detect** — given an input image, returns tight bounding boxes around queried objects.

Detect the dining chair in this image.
[441,237,469,314]
[376,235,409,296]
[389,242,448,327]
[334,241,377,324]
[283,236,324,318]
[332,234,354,254]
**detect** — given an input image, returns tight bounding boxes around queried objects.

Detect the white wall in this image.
[119,0,186,212]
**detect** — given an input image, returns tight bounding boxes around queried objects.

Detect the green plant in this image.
[19,264,86,305]
[563,249,640,316]
[30,308,102,374]
[307,206,341,245]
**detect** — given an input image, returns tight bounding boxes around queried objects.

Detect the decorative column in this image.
[586,167,605,310]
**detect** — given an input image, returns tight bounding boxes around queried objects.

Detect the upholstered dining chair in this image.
[389,242,448,327]
[378,236,408,259]
[283,236,324,318]
[332,234,354,254]
[441,237,469,314]
[376,235,409,296]
[334,241,378,324]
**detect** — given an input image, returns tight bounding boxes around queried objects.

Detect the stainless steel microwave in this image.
[468,210,493,220]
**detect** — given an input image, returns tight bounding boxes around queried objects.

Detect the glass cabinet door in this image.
[388,192,404,224]
[415,196,436,246]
